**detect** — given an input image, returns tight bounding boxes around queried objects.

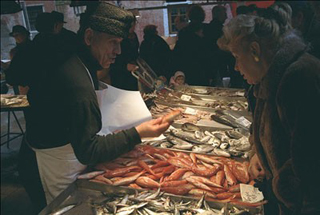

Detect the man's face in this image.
[12,33,26,44]
[85,29,122,69]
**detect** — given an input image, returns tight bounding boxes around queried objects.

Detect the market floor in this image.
[1,109,34,215]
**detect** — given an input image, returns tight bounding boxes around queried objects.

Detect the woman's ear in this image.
[250,41,261,62]
[84,28,94,46]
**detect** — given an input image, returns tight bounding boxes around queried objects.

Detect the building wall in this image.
[1,0,233,60]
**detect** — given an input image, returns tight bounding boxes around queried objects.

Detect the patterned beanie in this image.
[88,2,134,38]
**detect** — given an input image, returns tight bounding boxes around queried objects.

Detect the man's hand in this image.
[127,63,139,72]
[249,153,266,180]
[135,117,170,138]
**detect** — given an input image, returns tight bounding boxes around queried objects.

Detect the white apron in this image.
[31,58,98,205]
[31,142,87,204]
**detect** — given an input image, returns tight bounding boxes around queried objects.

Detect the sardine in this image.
[170,130,203,144]
[50,204,77,215]
[160,142,173,148]
[192,145,214,153]
[219,142,229,149]
[116,202,148,215]
[194,131,203,139]
[181,122,201,132]
[212,148,231,157]
[172,142,194,150]
[200,135,212,143]
[225,130,243,139]
[77,171,105,180]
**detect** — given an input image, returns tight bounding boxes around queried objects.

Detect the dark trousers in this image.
[18,137,46,214]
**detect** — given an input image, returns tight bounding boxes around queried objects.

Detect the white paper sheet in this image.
[95,84,152,135]
[240,184,264,203]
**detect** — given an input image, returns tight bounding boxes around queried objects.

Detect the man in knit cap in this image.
[14,2,170,206]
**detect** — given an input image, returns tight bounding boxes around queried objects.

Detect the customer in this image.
[109,15,139,90]
[217,6,320,215]
[169,71,187,88]
[173,4,211,86]
[8,25,31,95]
[7,2,171,206]
[51,11,78,61]
[140,24,172,82]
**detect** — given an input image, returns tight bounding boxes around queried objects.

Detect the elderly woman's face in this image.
[230,42,262,85]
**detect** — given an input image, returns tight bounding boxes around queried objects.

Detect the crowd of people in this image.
[2,1,320,215]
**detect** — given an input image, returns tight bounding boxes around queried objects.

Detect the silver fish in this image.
[204,131,214,137]
[194,131,203,139]
[181,122,201,132]
[50,204,77,215]
[212,148,231,157]
[200,135,212,143]
[212,140,221,148]
[77,171,105,180]
[116,202,148,215]
[172,142,194,150]
[142,208,171,215]
[170,130,203,144]
[228,139,240,146]
[219,142,229,149]
[160,142,173,148]
[235,143,251,151]
[225,130,243,139]
[145,188,162,201]
[192,145,214,153]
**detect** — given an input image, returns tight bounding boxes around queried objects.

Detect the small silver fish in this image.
[200,135,212,143]
[192,145,214,153]
[181,122,201,132]
[172,142,194,150]
[225,130,243,139]
[194,131,203,139]
[116,202,148,215]
[212,148,231,157]
[77,171,105,180]
[160,142,173,148]
[219,142,229,149]
[50,204,77,215]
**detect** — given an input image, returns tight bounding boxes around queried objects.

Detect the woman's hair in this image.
[217,3,293,57]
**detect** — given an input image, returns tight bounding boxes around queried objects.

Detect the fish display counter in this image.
[40,180,263,215]
[174,86,246,98]
[155,91,248,112]
[68,145,267,213]
[142,127,251,159]
[150,103,252,131]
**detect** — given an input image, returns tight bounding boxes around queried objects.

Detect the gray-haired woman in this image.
[217,5,320,215]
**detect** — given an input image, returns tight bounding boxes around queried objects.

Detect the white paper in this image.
[240,184,264,203]
[184,107,198,115]
[235,116,252,128]
[181,94,192,101]
[95,84,152,135]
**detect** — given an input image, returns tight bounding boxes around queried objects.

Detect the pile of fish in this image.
[86,146,265,208]
[203,100,248,112]
[143,125,251,158]
[150,104,212,125]
[90,190,231,215]
[176,87,245,98]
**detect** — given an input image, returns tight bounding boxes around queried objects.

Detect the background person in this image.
[169,71,187,88]
[109,15,139,90]
[140,24,173,82]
